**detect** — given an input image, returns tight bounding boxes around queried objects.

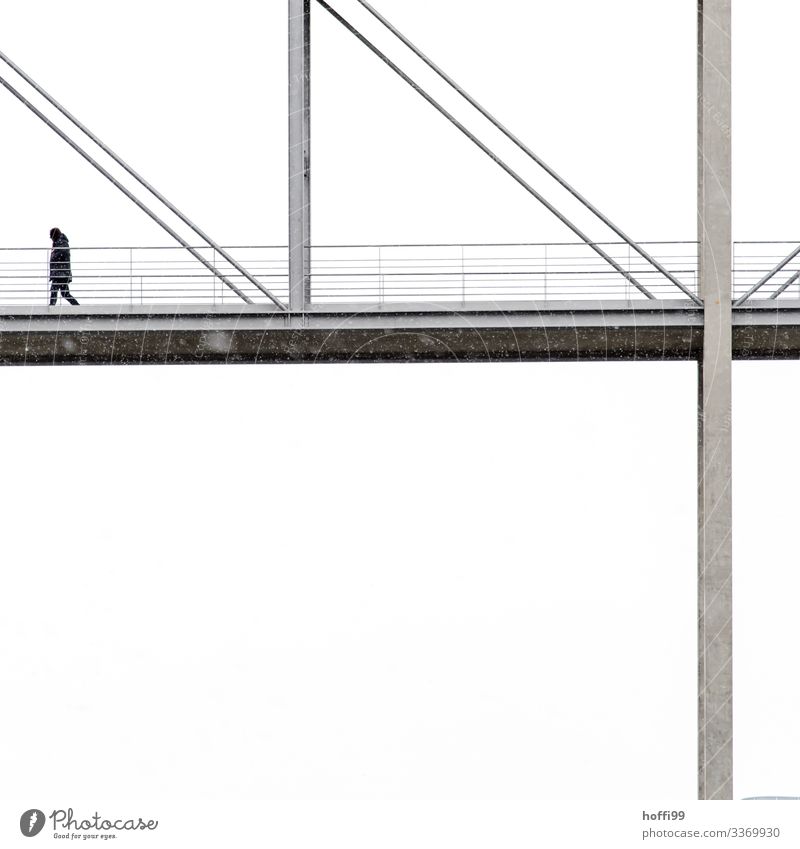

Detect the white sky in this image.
[1,0,799,808]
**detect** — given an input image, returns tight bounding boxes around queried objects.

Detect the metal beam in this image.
[697,0,733,801]
[289,0,312,312]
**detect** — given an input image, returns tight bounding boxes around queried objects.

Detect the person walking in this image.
[48,227,79,305]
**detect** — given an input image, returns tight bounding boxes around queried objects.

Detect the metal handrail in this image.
[733,242,800,303]
[734,244,800,306]
[0,242,699,306]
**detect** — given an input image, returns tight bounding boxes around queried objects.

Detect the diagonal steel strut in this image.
[0,52,287,309]
[0,71,250,304]
[735,244,800,306]
[768,268,800,300]
[315,0,658,301]
[353,0,702,307]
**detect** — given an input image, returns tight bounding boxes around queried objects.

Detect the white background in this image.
[1,0,799,826]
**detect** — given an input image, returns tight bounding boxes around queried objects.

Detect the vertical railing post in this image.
[461,245,465,303]
[627,243,631,299]
[378,246,384,304]
[543,244,548,301]
[289,0,311,312]
[697,0,733,801]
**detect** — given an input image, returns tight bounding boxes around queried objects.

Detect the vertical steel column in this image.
[697,0,733,801]
[289,0,311,311]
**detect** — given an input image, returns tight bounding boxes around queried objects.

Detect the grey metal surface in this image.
[352,0,702,306]
[314,0,658,302]
[289,0,312,311]
[697,0,733,801]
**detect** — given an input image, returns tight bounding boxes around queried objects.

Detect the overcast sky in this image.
[1,0,798,811]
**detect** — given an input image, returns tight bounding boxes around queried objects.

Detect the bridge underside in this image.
[0,301,796,365]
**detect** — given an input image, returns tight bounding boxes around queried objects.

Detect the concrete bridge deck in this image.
[1,300,797,364]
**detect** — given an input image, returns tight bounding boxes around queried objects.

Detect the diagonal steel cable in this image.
[735,245,800,305]
[0,49,286,309]
[315,0,658,300]
[351,0,702,305]
[769,268,800,299]
[0,72,256,303]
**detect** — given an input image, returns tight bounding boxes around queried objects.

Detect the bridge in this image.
[0,0,776,801]
[0,240,799,363]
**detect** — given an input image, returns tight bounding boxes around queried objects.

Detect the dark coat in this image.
[50,232,72,281]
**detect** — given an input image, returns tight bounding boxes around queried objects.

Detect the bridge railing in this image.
[733,242,800,302]
[3,241,799,306]
[0,245,290,307]
[309,242,698,304]
[23,240,800,307]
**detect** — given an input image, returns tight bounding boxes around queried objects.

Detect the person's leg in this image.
[64,285,79,306]
[49,282,58,306]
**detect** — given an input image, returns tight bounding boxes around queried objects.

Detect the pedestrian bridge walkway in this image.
[2,240,703,306]
[0,239,798,365]
[2,240,798,307]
